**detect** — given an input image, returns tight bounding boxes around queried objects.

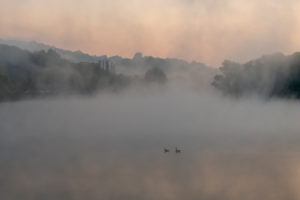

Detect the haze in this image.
[2,0,300,199]
[2,88,300,199]
[1,0,300,65]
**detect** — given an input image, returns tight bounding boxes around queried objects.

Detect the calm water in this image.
[1,91,300,200]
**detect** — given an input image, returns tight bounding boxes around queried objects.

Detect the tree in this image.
[144,67,167,84]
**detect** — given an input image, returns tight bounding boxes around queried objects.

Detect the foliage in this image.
[212,53,300,98]
[144,67,167,84]
[0,45,131,101]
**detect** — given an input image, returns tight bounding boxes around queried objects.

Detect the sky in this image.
[1,0,300,66]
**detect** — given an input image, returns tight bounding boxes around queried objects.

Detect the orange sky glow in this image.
[1,0,300,66]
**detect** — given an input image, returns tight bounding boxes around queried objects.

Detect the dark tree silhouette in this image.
[144,67,167,84]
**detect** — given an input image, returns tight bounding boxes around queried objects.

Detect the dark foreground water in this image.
[1,90,300,200]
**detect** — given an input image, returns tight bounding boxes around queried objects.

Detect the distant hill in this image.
[0,39,215,78]
[0,39,107,63]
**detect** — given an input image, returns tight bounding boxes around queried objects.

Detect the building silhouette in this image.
[98,59,115,73]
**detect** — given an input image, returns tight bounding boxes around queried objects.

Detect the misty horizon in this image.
[2,0,300,66]
[1,38,299,67]
[2,1,300,200]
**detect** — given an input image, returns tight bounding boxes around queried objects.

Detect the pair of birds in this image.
[164,147,181,153]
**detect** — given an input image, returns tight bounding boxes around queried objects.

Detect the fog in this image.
[2,0,300,198]
[1,85,300,200]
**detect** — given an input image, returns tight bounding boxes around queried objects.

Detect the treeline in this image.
[0,40,209,72]
[111,52,209,76]
[0,45,169,101]
[0,45,130,101]
[0,39,214,91]
[212,52,300,98]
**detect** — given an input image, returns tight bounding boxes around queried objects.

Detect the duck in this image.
[175,147,181,153]
[164,148,170,153]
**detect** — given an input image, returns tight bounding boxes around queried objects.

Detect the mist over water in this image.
[1,0,300,198]
[1,85,300,200]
